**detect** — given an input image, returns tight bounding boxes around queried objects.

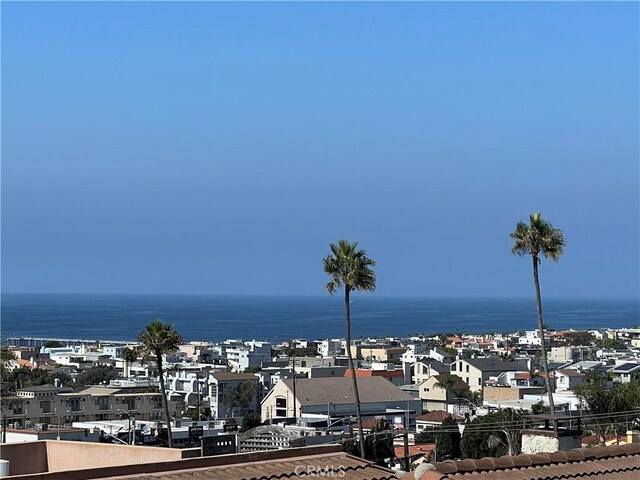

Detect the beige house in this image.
[261,376,421,423]
[450,358,528,392]
[418,375,469,412]
[349,345,407,362]
[414,360,449,385]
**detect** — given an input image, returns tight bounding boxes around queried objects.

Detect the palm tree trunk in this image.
[533,256,555,415]
[157,353,173,448]
[345,286,366,458]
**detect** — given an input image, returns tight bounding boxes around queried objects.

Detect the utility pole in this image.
[197,370,201,422]
[291,355,297,424]
[403,401,410,471]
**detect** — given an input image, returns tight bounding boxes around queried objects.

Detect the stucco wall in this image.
[44,441,184,473]
[483,386,545,403]
[522,433,559,454]
[0,441,48,476]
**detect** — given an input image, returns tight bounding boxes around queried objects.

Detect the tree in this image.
[137,319,183,448]
[1,348,17,409]
[240,413,261,432]
[243,366,262,374]
[574,370,640,445]
[324,239,376,458]
[460,410,520,459]
[435,415,461,461]
[434,374,462,412]
[603,338,628,350]
[460,389,482,407]
[511,212,566,414]
[122,347,138,379]
[564,331,595,347]
[223,380,257,418]
[344,418,394,467]
[75,366,119,387]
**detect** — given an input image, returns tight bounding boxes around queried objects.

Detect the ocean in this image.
[1,294,638,343]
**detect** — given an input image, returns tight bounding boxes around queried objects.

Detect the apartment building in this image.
[3,385,179,428]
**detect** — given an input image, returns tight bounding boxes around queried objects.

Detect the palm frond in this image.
[323,239,377,293]
[510,213,566,262]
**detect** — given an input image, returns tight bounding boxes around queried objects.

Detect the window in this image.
[97,397,110,411]
[478,378,481,386]
[275,396,287,417]
[466,365,469,373]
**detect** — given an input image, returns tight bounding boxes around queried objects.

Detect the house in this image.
[414,360,449,385]
[415,411,463,432]
[555,369,586,391]
[450,358,528,392]
[260,376,421,424]
[349,344,407,362]
[428,348,455,365]
[610,362,640,383]
[345,365,405,386]
[207,372,260,420]
[418,375,469,412]
[508,371,545,387]
[224,341,273,372]
[315,339,343,357]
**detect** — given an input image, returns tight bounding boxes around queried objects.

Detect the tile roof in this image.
[395,444,435,459]
[99,446,397,480]
[407,443,640,480]
[416,411,463,423]
[281,376,415,405]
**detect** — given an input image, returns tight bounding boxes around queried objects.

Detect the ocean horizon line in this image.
[3,292,639,302]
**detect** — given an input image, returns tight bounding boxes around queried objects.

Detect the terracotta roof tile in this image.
[413,443,640,480]
[416,411,464,423]
[99,449,397,480]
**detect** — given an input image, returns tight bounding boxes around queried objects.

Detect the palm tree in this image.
[511,212,566,414]
[122,347,138,379]
[323,239,376,458]
[434,373,462,413]
[137,319,183,448]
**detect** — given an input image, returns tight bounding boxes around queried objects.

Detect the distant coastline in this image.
[2,294,638,343]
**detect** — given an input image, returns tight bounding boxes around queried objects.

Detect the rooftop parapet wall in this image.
[0,441,48,476]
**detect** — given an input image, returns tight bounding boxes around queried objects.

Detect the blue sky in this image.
[2,2,638,298]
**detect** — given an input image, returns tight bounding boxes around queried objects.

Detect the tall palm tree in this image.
[323,239,376,458]
[137,319,183,448]
[434,373,462,413]
[122,347,138,379]
[511,212,566,414]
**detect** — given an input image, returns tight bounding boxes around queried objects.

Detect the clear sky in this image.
[2,2,638,298]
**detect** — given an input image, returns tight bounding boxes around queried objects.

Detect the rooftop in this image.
[1,442,395,480]
[280,376,415,405]
[406,443,640,480]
